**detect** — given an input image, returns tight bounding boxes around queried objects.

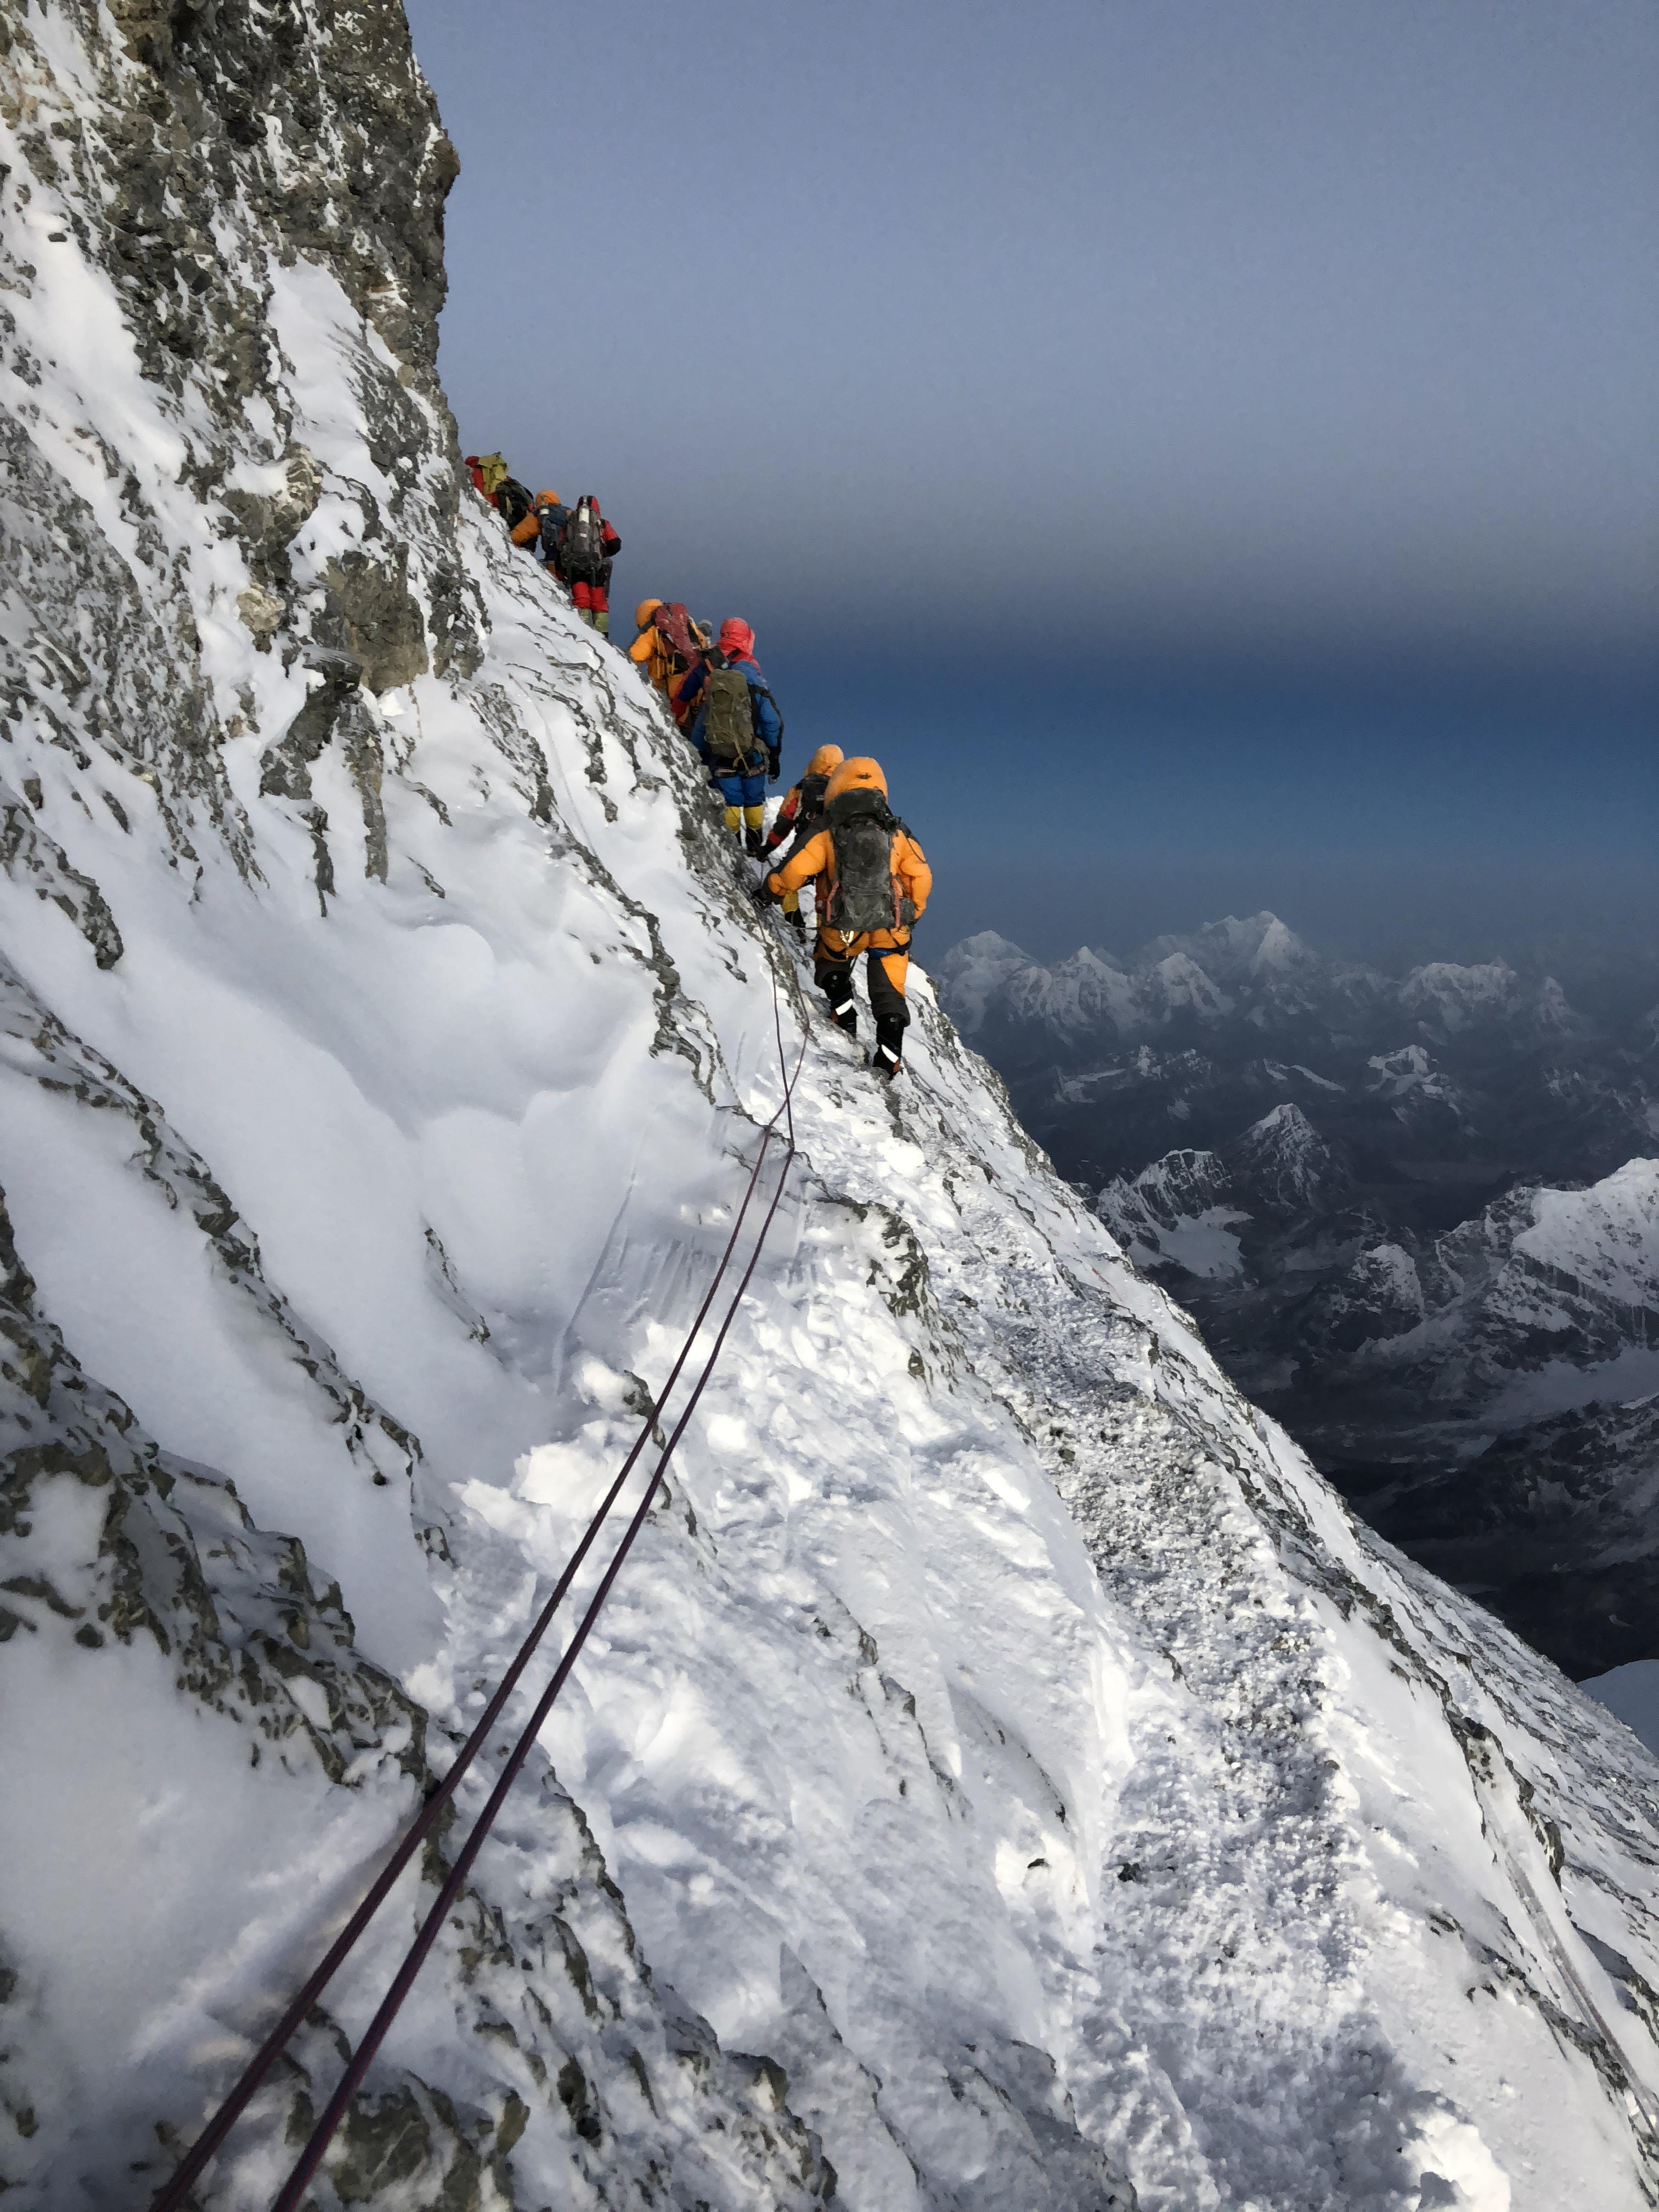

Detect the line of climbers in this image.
[466,454,622,633]
[465,452,931,1084]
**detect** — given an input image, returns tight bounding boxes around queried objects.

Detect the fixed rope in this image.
[153,957,807,2212]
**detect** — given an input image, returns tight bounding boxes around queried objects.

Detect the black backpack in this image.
[561,496,606,581]
[495,476,534,531]
[824,788,904,935]
[788,771,832,840]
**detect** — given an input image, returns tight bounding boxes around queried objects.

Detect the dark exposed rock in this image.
[221,443,321,574]
[0,1176,430,1784]
[260,654,362,800]
[320,549,430,695]
[0,9,858,2198]
[0,776,122,966]
[0,408,249,877]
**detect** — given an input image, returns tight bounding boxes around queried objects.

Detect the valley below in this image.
[942,915,1659,1681]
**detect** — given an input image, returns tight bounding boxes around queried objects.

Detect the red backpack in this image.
[653,601,704,670]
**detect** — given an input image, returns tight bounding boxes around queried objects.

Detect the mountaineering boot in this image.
[724,805,742,836]
[785,906,806,940]
[834,1005,859,1038]
[577,607,595,627]
[594,611,610,637]
[744,822,765,857]
[871,1043,901,1081]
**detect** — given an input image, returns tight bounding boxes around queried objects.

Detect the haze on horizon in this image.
[405,0,1658,967]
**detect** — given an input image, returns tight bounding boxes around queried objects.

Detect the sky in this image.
[404,0,1658,965]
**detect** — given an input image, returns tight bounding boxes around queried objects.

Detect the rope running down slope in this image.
[152,939,810,2212]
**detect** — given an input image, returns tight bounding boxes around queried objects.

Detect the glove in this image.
[751,878,781,910]
[768,747,781,784]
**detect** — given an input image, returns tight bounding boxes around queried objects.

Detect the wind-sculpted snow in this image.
[2,7,1658,2211]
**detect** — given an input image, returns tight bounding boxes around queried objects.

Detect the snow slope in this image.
[2,8,1659,2210]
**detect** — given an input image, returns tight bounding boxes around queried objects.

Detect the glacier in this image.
[2,5,1658,2209]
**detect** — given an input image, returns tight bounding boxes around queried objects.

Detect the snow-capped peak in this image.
[1247,912,1318,974]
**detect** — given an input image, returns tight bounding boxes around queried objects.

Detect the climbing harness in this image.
[151,963,808,2212]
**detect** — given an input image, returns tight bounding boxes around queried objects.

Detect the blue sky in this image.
[405,0,1657,964]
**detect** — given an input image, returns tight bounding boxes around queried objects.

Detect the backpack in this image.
[824,788,904,935]
[702,661,760,765]
[653,601,703,670]
[536,499,571,563]
[561,496,607,581]
[494,476,534,531]
[795,771,832,826]
[475,452,509,498]
[768,769,832,861]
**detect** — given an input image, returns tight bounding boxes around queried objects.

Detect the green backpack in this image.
[702,664,758,766]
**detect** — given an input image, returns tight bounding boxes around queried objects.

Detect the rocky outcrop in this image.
[0,1174,835,2207]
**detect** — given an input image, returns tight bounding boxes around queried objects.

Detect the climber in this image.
[667,613,714,729]
[531,490,570,574]
[680,620,783,853]
[629,600,706,710]
[762,743,844,939]
[517,488,564,559]
[761,757,930,1081]
[557,495,622,634]
[629,599,670,686]
[464,454,537,538]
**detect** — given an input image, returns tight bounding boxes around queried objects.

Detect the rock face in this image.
[3,11,1659,2212]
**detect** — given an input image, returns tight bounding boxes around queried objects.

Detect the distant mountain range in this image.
[939,913,1659,1675]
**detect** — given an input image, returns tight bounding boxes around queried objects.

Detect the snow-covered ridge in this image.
[2,8,1658,2211]
[1096,1103,1343,1282]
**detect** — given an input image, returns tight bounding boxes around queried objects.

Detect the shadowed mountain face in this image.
[941,915,1659,1675]
[941,912,1659,1201]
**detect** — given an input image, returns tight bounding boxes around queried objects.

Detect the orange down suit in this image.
[765,758,932,1069]
[768,821,933,960]
[628,600,678,689]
